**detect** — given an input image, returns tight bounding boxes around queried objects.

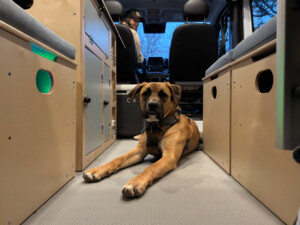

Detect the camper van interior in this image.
[0,0,299,225]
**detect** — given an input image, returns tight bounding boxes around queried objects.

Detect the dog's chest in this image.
[146,130,164,156]
[147,146,161,156]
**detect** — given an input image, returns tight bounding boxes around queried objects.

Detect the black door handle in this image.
[104,100,109,106]
[84,95,91,104]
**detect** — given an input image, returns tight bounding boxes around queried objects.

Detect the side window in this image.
[217,10,232,58]
[251,0,277,31]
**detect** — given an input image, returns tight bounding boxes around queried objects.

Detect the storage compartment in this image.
[85,0,110,57]
[117,85,145,138]
[203,68,231,173]
[231,53,300,225]
[84,48,103,155]
[27,0,118,171]
[0,22,76,225]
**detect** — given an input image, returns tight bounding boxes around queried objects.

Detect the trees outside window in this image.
[252,0,277,30]
[137,22,184,60]
[135,1,278,60]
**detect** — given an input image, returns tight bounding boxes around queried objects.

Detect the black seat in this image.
[105,1,137,83]
[169,0,218,83]
[115,24,137,83]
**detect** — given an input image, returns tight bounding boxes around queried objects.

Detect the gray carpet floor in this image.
[22,139,284,225]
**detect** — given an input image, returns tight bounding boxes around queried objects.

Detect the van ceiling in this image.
[115,0,227,24]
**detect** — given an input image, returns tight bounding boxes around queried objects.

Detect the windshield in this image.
[137,22,184,60]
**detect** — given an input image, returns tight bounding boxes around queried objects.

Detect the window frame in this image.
[215,4,233,58]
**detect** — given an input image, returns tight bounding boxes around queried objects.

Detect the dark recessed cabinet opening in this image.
[212,86,217,99]
[256,69,273,93]
[13,0,33,9]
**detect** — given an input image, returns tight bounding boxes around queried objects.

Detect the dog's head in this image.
[129,82,181,122]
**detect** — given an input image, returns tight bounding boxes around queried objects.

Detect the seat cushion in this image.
[205,50,233,75]
[232,15,277,60]
[0,0,76,59]
[205,15,277,76]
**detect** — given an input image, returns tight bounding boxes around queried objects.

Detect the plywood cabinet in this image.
[0,21,77,225]
[203,68,231,173]
[28,0,118,171]
[231,53,300,225]
[203,41,300,225]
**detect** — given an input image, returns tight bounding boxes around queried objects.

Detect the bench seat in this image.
[205,15,277,76]
[0,0,76,59]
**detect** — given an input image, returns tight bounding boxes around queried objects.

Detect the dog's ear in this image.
[166,82,181,105]
[129,82,146,101]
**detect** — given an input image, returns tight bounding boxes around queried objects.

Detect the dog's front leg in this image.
[83,144,148,183]
[122,145,183,198]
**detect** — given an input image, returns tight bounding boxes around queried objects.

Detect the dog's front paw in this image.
[83,168,105,183]
[122,180,147,198]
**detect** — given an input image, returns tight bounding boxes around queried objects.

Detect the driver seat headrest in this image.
[105,0,124,22]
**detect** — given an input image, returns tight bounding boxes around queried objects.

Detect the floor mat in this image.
[22,140,284,225]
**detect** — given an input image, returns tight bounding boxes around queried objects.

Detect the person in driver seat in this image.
[122,9,144,63]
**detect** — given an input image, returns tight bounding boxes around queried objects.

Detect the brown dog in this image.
[83,82,200,197]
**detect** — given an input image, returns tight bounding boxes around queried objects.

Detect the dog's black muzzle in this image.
[143,100,164,120]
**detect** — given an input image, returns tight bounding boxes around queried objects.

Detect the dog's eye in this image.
[142,88,151,99]
[158,90,168,100]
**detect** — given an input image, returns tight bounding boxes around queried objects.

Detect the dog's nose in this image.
[148,101,159,111]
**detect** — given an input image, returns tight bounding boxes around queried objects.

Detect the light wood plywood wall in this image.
[0,22,76,225]
[27,0,117,171]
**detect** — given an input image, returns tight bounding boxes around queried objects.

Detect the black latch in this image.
[84,95,91,104]
[104,100,109,106]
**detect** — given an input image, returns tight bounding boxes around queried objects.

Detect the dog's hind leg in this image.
[83,145,148,183]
